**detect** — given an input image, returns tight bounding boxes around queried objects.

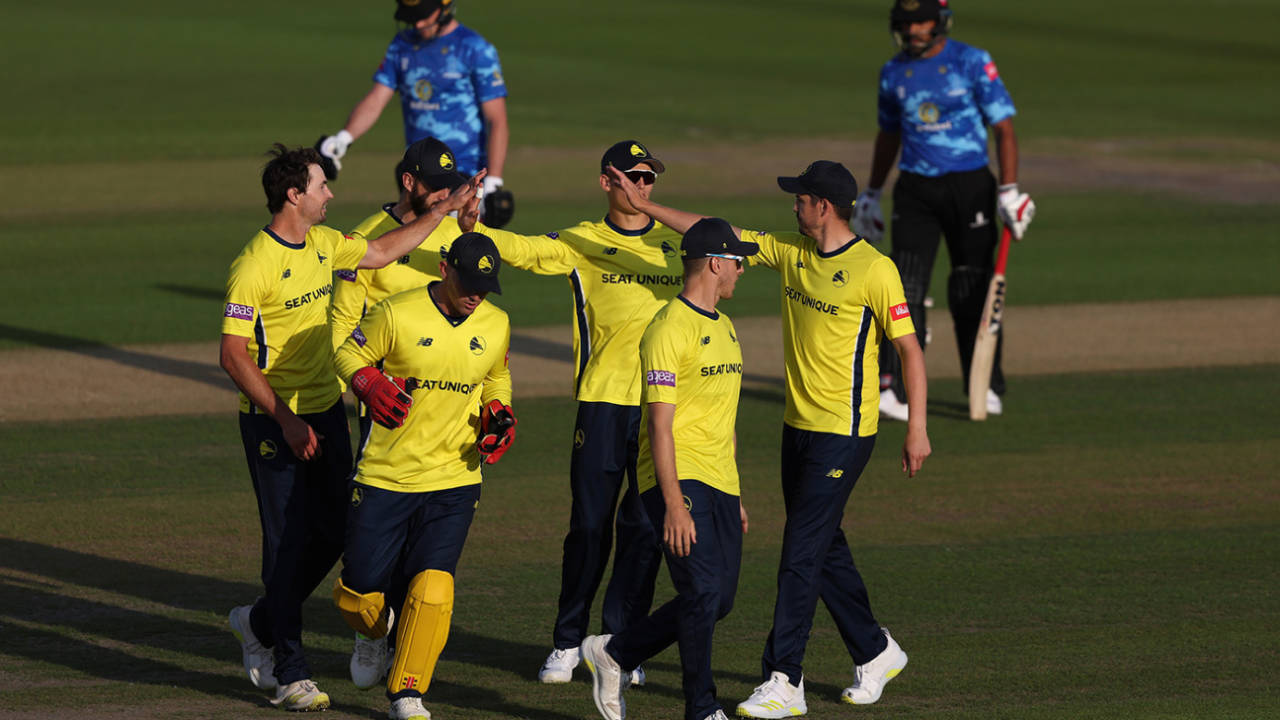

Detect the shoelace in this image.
[752,676,784,697]
[294,679,318,694]
[354,636,381,665]
[549,648,573,662]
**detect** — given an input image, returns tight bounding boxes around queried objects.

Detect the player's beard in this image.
[410,190,432,217]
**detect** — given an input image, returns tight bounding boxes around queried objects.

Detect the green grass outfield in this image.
[2,366,1277,718]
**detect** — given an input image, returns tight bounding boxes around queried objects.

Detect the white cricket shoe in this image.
[841,628,908,705]
[703,711,730,720]
[270,678,330,712]
[351,607,395,689]
[986,389,1003,416]
[538,645,580,683]
[389,696,431,720]
[629,665,646,687]
[581,634,625,720]
[736,671,805,718]
[228,604,276,690]
[879,390,910,422]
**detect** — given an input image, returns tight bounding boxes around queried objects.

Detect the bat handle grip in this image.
[994,227,1012,275]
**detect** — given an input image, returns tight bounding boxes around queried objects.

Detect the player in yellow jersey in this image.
[220,143,479,711]
[332,232,515,720]
[579,218,757,720]
[329,135,483,690]
[607,161,931,716]
[478,140,681,685]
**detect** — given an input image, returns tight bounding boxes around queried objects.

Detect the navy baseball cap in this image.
[601,140,666,174]
[777,161,859,208]
[447,232,502,295]
[680,218,760,260]
[402,137,466,191]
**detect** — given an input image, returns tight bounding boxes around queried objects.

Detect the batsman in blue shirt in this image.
[854,0,1036,422]
[319,0,515,227]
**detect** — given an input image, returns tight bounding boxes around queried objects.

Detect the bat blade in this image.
[969,227,1012,421]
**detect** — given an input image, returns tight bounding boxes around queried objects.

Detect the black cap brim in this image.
[458,273,501,295]
[777,176,808,195]
[416,170,466,191]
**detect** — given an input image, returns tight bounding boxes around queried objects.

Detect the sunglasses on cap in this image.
[706,253,743,269]
[624,169,657,186]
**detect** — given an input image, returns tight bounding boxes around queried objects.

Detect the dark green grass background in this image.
[2,0,1279,717]
[2,368,1278,718]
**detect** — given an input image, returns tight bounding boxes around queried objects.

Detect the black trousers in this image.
[238,400,352,685]
[881,167,1006,399]
[552,402,662,648]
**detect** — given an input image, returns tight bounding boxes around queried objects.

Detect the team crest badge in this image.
[439,153,454,170]
[478,255,495,273]
[351,487,364,507]
[918,102,940,124]
[470,336,487,355]
[901,0,920,10]
[630,143,646,158]
[574,428,585,448]
[660,241,676,257]
[259,440,277,459]
[683,495,693,511]
[833,270,849,287]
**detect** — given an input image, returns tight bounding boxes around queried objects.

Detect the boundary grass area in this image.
[2,366,1277,718]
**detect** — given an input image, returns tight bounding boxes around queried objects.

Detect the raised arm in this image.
[358,172,484,269]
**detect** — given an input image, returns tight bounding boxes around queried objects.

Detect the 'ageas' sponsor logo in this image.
[224,302,254,320]
[646,369,676,387]
[336,270,358,282]
[352,327,368,347]
[890,303,911,320]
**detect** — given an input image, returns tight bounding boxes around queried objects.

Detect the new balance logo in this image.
[417,337,433,347]
[796,260,806,269]
[281,269,291,279]
[826,469,844,478]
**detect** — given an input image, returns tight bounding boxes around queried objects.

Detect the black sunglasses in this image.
[624,170,657,186]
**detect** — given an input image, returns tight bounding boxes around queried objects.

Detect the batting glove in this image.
[476,399,517,464]
[998,183,1036,241]
[852,188,885,243]
[350,366,412,430]
[316,130,354,180]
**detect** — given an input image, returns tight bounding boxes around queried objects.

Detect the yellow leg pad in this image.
[333,578,389,638]
[387,569,454,695]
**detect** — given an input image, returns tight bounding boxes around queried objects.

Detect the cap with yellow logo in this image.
[446,232,503,295]
[402,136,467,190]
[600,139,666,174]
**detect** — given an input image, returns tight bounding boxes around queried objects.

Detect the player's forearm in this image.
[360,208,448,269]
[480,356,513,407]
[647,404,682,509]
[868,130,901,190]
[635,200,706,236]
[897,335,929,431]
[482,99,508,177]
[219,336,299,425]
[477,223,571,275]
[343,85,395,141]
[991,119,1018,186]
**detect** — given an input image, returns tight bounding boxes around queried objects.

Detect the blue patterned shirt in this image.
[374,25,507,175]
[877,39,1016,176]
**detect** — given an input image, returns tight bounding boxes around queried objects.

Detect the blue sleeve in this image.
[971,49,1016,125]
[469,38,507,103]
[373,36,401,89]
[876,64,901,133]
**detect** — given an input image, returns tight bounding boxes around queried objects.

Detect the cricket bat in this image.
[968,227,1012,420]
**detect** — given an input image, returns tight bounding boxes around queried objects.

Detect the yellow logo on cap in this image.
[918,102,939,123]
[478,255,494,273]
[439,153,454,170]
[630,143,646,158]
[901,0,920,10]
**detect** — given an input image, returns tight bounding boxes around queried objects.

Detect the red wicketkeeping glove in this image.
[477,400,517,464]
[351,366,412,429]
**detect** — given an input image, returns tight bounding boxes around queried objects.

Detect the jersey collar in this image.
[678,294,719,321]
[383,202,405,225]
[815,236,862,259]
[263,226,305,250]
[426,281,472,327]
[604,215,655,237]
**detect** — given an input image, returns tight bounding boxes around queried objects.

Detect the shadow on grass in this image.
[0,323,231,391]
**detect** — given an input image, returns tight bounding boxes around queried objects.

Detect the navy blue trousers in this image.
[761,426,886,686]
[553,402,662,648]
[608,481,742,720]
[238,400,352,685]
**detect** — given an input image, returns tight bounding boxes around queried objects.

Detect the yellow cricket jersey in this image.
[222,225,368,414]
[636,297,743,497]
[483,218,684,406]
[746,231,915,437]
[330,206,474,351]
[333,283,512,493]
